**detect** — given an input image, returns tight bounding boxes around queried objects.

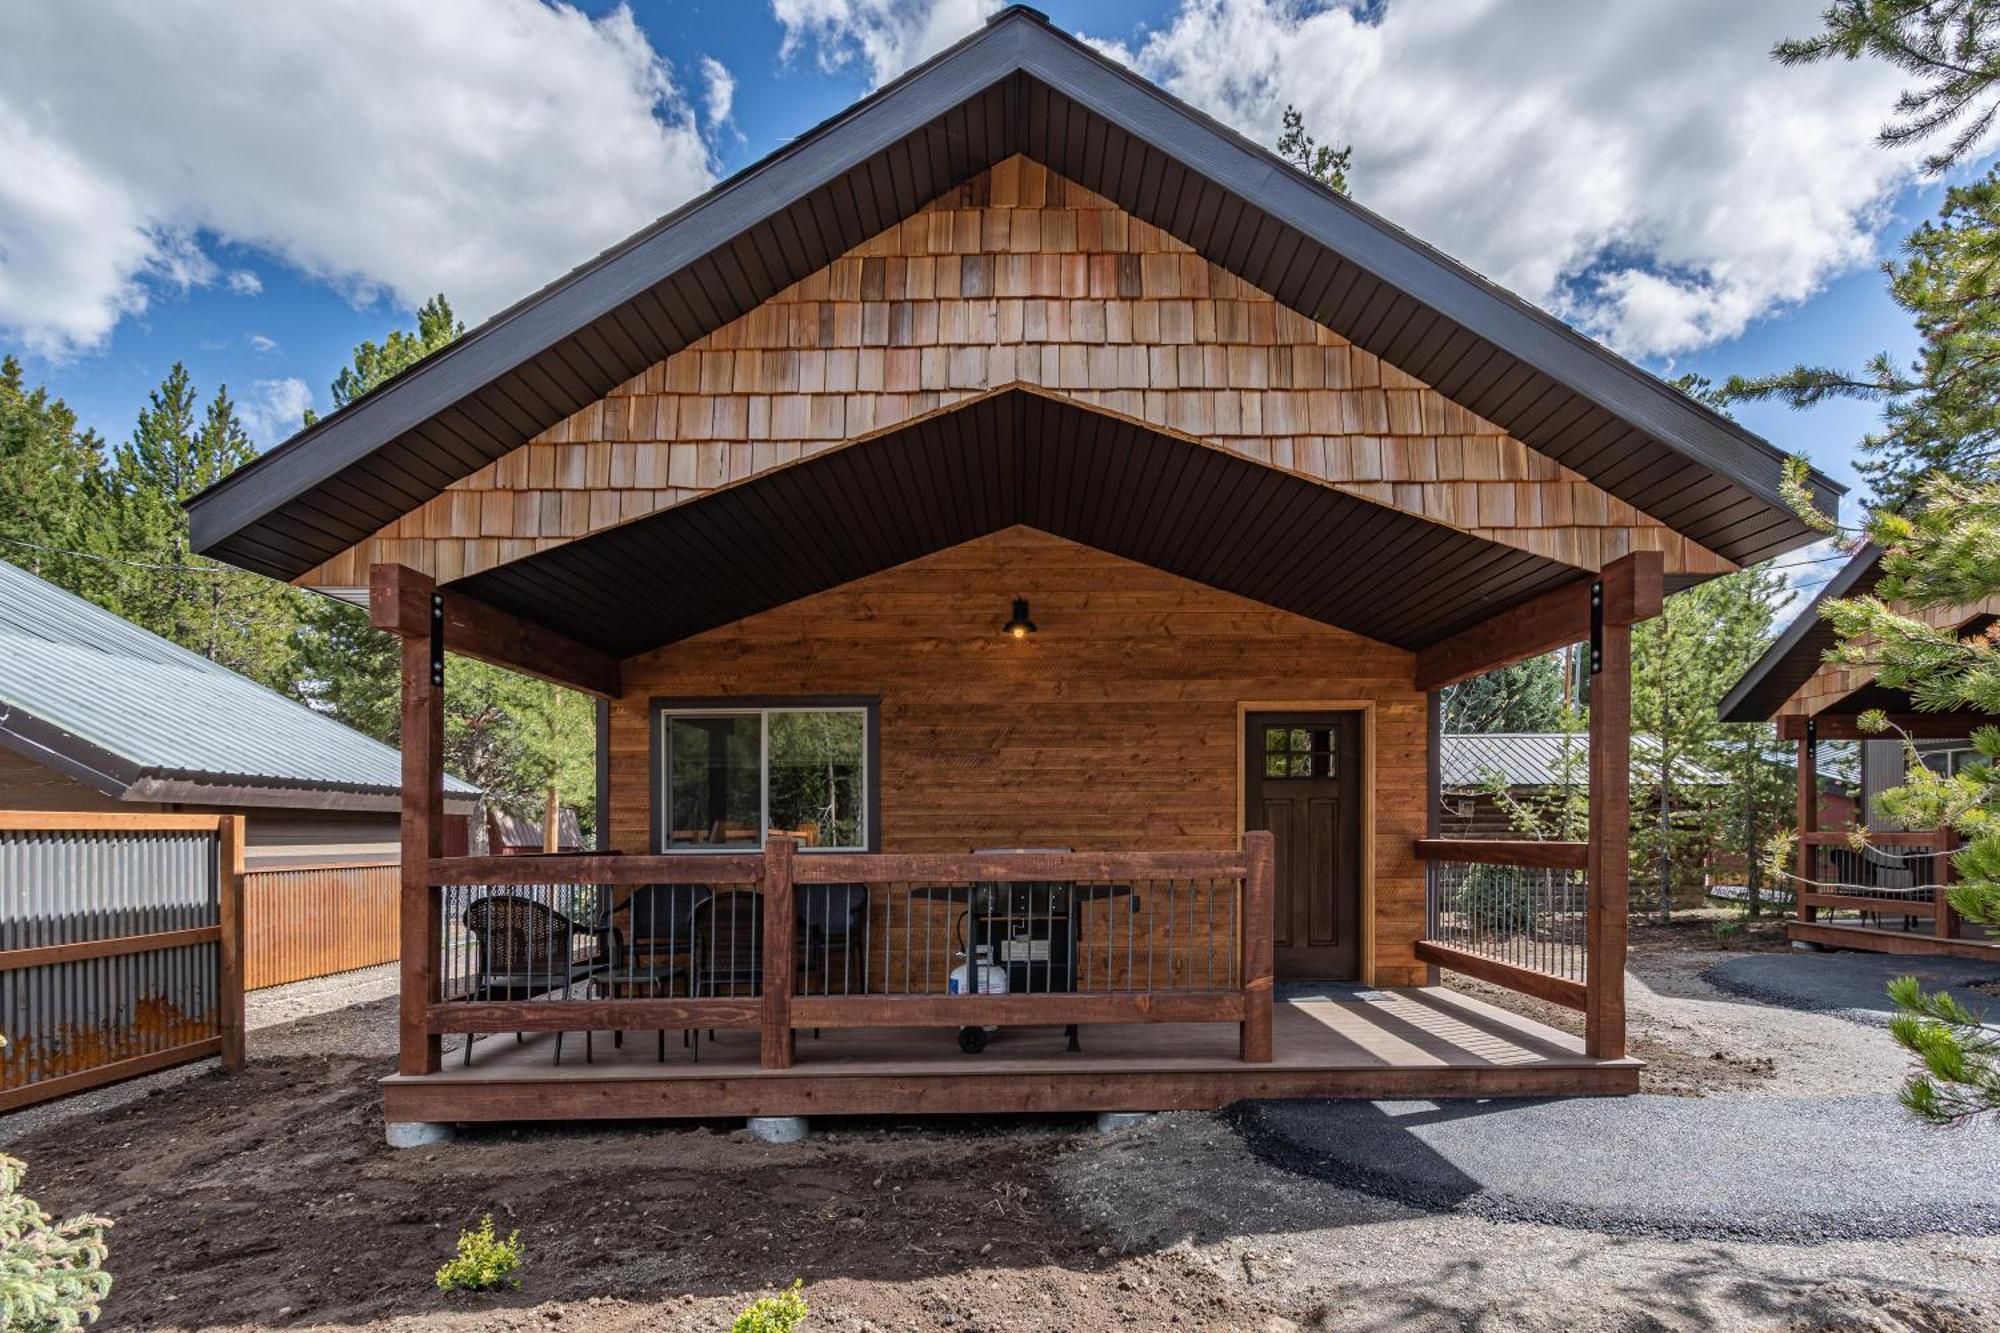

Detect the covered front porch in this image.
[365,409,1662,1124]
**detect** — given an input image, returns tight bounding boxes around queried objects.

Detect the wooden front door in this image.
[1244,712,1362,979]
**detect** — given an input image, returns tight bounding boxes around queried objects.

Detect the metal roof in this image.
[1717,545,1882,723]
[0,557,477,807]
[186,4,1841,584]
[452,388,1591,657]
[1441,732,1722,788]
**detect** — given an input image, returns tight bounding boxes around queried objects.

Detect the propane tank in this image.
[948,946,1010,997]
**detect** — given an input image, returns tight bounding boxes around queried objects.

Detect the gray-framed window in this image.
[653,699,877,852]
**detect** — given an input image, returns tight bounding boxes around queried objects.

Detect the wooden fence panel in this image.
[0,811,244,1111]
[243,862,401,990]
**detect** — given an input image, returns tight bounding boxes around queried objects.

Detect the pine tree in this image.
[293,297,598,839]
[1723,170,2000,505]
[1441,654,1566,734]
[101,365,303,689]
[1275,105,1352,196]
[1775,0,2000,174]
[303,295,462,427]
[1630,568,1790,919]
[0,355,110,597]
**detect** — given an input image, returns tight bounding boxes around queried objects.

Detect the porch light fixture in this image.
[1003,597,1037,639]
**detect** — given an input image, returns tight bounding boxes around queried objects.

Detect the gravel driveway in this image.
[1705,950,2000,1024]
[1237,1092,2000,1242]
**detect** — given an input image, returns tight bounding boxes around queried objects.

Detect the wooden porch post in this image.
[762,836,797,1070]
[1585,586,1631,1062]
[1795,728,1817,926]
[1240,829,1275,1063]
[374,565,444,1077]
[1935,827,1959,941]
[217,814,246,1072]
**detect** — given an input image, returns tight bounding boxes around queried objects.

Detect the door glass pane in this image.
[768,710,866,849]
[666,714,762,848]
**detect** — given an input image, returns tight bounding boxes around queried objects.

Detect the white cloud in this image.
[226,269,262,296]
[773,0,1000,88]
[241,377,314,446]
[247,332,279,354]
[701,56,737,131]
[0,2,719,359]
[1088,0,1922,358]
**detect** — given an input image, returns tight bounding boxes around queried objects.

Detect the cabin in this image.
[187,7,1837,1133]
[0,555,478,864]
[1722,546,1995,958]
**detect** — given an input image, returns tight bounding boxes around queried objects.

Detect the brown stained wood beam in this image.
[0,1038,226,1115]
[218,815,246,1072]
[429,854,764,887]
[1795,734,1817,928]
[369,562,621,699]
[1413,550,1664,691]
[0,926,221,972]
[1413,838,1588,870]
[399,596,444,1078]
[1776,712,1990,741]
[791,992,1247,1029]
[1239,829,1274,1063]
[1413,941,1588,1011]
[430,999,762,1033]
[1585,611,1632,1060]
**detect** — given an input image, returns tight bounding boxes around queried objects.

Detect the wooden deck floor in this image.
[383,986,1639,1123]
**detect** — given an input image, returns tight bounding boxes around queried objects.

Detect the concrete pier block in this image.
[1095,1111,1151,1135]
[748,1115,809,1144]
[385,1121,454,1149]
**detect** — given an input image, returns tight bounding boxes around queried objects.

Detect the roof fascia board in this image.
[1010,31,1839,521]
[1717,544,1880,722]
[187,23,1031,554]
[0,713,141,800]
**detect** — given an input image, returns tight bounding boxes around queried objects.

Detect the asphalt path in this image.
[1241,950,2000,1241]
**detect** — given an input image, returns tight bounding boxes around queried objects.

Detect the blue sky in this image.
[2,0,1962,600]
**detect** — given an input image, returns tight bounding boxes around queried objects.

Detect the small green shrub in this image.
[1712,918,1743,941]
[1,1035,112,1331]
[733,1279,809,1333]
[434,1215,523,1293]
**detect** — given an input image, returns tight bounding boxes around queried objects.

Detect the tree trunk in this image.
[1744,730,1761,921]
[544,784,561,853]
[1657,747,1672,922]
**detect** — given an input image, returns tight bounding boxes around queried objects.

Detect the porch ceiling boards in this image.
[450,389,1586,659]
[187,7,1839,584]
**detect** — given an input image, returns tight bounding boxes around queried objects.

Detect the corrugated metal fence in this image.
[0,812,244,1112]
[243,861,400,989]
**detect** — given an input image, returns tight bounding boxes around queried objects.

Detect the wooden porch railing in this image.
[1794,829,1959,939]
[405,831,1276,1074]
[1414,838,1591,1011]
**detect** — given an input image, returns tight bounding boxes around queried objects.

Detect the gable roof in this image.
[1717,545,1881,723]
[186,5,1840,584]
[0,557,478,810]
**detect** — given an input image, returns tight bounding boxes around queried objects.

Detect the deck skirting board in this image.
[1789,921,2000,960]
[382,1061,1639,1123]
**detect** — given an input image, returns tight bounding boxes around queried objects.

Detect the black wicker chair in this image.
[593,884,710,1062]
[461,893,610,1065]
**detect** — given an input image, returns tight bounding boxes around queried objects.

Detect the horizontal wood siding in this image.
[608,528,1428,986]
[304,156,1728,593]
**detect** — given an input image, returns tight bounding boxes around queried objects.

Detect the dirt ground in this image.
[5,917,1989,1332]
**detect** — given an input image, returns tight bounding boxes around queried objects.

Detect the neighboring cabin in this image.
[1721,544,1995,955]
[0,556,477,864]
[1438,732,1727,839]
